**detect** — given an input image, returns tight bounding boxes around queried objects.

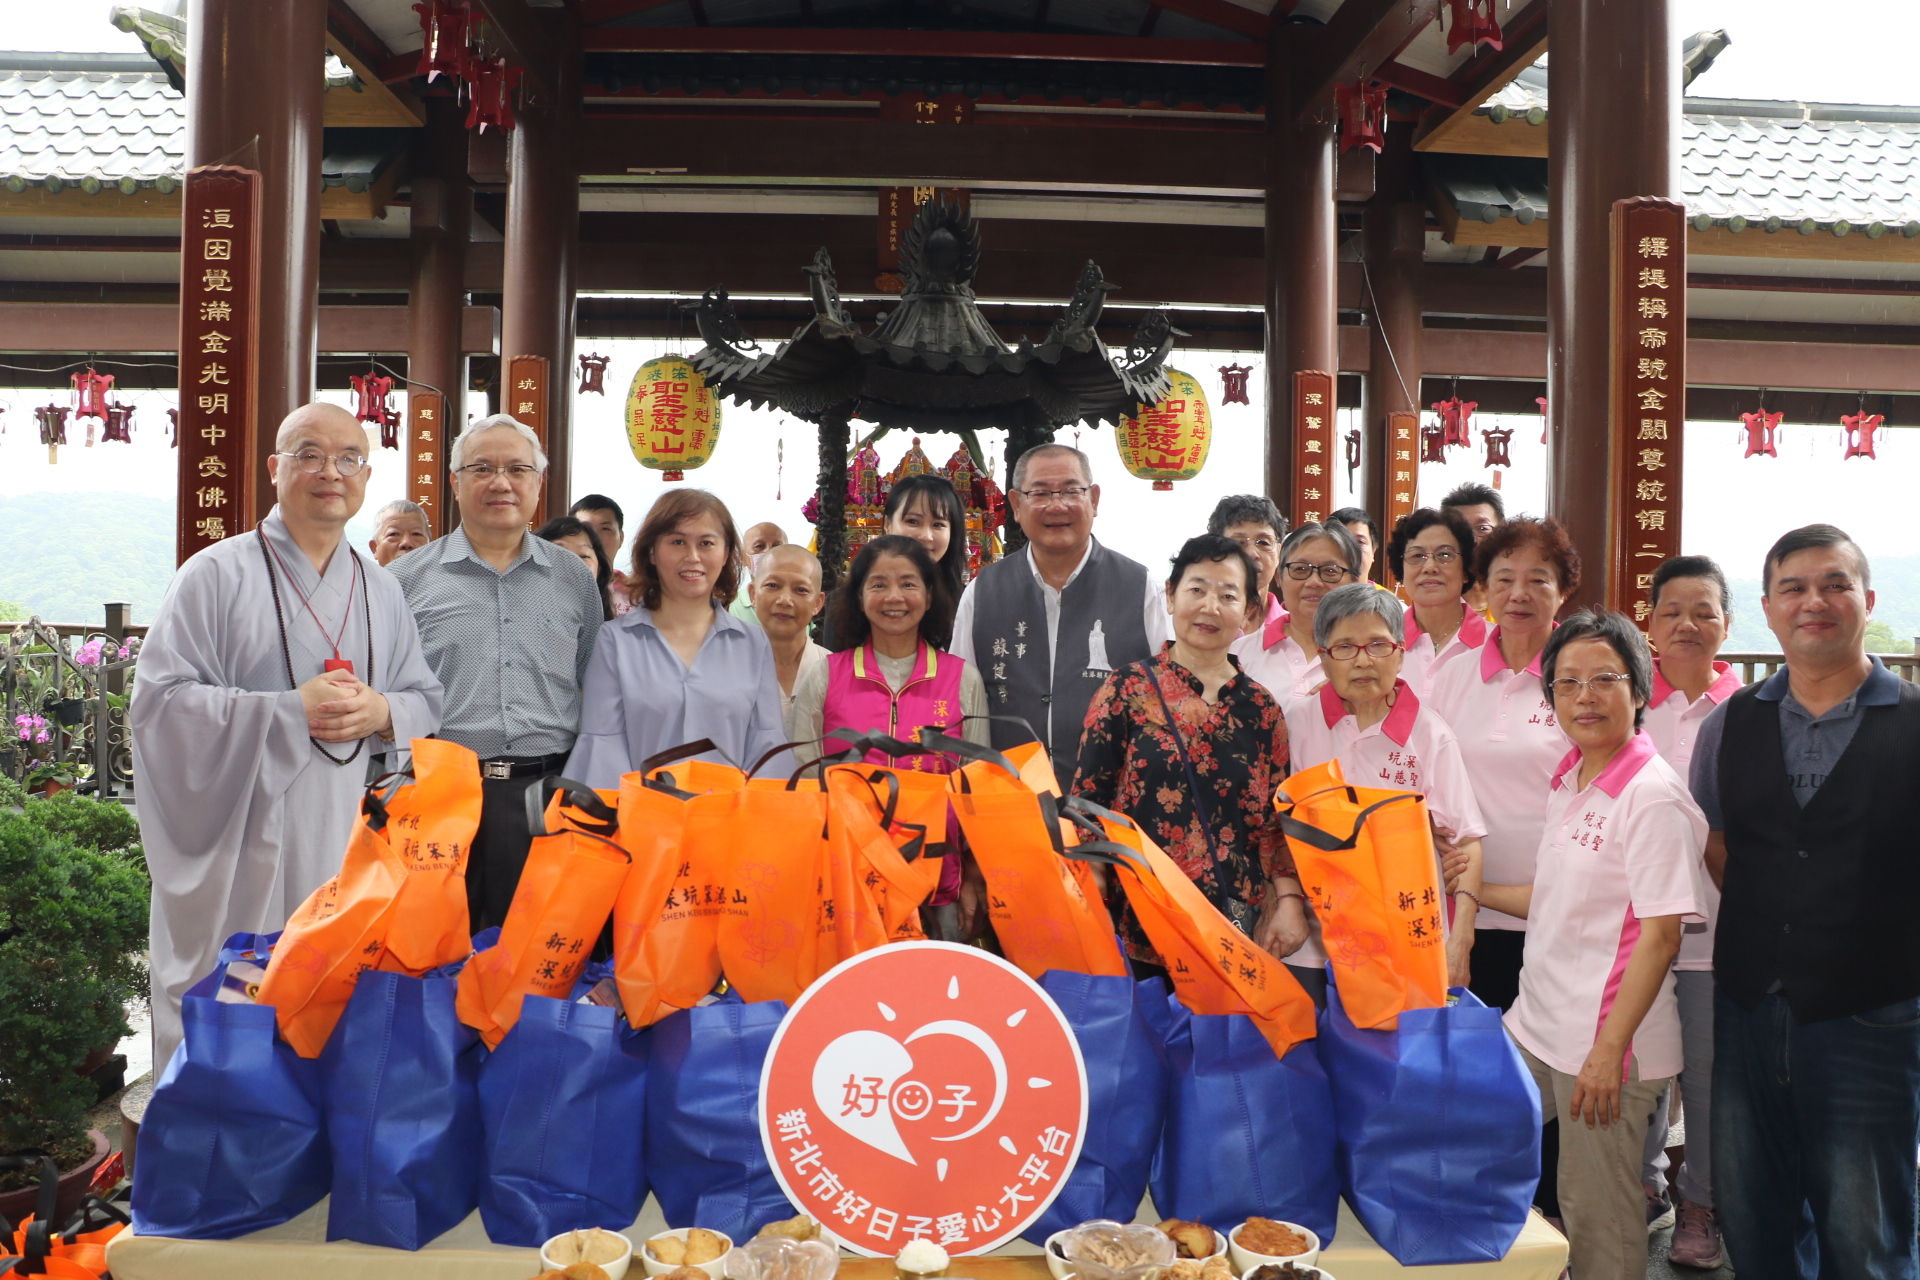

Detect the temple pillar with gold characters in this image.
[803,436,1007,574]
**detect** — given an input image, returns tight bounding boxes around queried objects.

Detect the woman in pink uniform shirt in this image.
[1482,609,1706,1280]
[1635,555,1742,1268]
[1229,520,1363,704]
[1426,517,1579,1013]
[1387,506,1488,695]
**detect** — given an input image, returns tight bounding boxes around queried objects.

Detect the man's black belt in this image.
[477,752,570,780]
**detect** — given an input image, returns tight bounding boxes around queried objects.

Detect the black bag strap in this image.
[0,1154,59,1255]
[918,727,1028,784]
[1273,786,1425,853]
[524,776,623,847]
[1140,660,1222,862]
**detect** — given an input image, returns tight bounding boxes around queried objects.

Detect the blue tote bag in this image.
[1146,994,1339,1245]
[320,966,483,1249]
[476,992,648,1246]
[1022,971,1169,1243]
[132,932,332,1239]
[645,994,796,1239]
[1316,983,1541,1264]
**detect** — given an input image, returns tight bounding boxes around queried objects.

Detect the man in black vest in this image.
[951,443,1168,787]
[1689,524,1920,1279]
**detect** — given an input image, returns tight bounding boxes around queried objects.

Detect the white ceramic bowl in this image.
[1044,1230,1074,1280]
[1227,1220,1321,1272]
[541,1227,635,1280]
[641,1227,735,1280]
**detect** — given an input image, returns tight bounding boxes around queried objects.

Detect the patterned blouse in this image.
[1071,644,1293,962]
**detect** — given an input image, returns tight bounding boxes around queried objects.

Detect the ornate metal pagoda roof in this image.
[688,199,1176,434]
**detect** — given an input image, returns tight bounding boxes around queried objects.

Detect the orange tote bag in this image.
[1075,798,1318,1058]
[1274,759,1448,1030]
[257,738,481,1057]
[455,781,630,1048]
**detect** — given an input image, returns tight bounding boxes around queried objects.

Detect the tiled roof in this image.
[0,56,396,196]
[1431,102,1920,240]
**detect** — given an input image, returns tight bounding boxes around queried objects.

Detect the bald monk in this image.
[132,402,443,1069]
[749,544,829,741]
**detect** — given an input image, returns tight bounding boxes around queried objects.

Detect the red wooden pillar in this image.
[183,0,325,524]
[1547,0,1680,604]
[1364,193,1424,536]
[500,14,581,519]
[1263,52,1339,513]
[408,98,471,535]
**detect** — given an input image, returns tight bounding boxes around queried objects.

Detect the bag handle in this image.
[1274,790,1426,853]
[917,727,1028,781]
[958,712,1045,748]
[0,1154,60,1249]
[524,776,622,843]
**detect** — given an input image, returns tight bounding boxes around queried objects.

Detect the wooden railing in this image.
[1722,651,1920,684]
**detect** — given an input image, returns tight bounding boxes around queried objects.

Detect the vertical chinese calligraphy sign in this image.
[876,96,972,291]
[175,165,261,566]
[1383,410,1421,587]
[506,354,549,447]
[759,943,1087,1256]
[1608,198,1686,622]
[408,391,447,529]
[1290,370,1336,528]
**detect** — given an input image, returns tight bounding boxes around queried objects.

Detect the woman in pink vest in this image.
[791,534,989,932]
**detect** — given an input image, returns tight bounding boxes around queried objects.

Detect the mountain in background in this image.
[0,492,176,627]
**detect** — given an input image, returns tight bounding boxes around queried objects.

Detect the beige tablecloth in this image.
[107,1196,1567,1280]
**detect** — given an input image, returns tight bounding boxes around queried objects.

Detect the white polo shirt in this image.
[1400,604,1489,696]
[1642,661,1742,971]
[1505,733,1707,1080]
[1230,606,1324,704]
[1282,680,1491,968]
[1425,629,1568,931]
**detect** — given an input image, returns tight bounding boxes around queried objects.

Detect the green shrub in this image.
[0,810,150,1161]
[22,791,143,870]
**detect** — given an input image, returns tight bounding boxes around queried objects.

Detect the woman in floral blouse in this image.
[1071,534,1304,977]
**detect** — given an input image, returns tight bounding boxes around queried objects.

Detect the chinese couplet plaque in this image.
[407,391,447,527]
[175,165,261,565]
[1290,370,1336,528]
[506,354,549,446]
[1383,410,1420,585]
[1609,198,1686,622]
[760,943,1087,1256]
[876,96,972,290]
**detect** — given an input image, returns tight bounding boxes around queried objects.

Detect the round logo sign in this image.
[759,942,1087,1256]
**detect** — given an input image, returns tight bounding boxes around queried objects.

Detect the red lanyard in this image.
[262,533,359,670]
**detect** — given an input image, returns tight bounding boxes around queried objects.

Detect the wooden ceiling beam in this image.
[579,0,683,24]
[1290,0,1442,125]
[580,26,1264,66]
[1413,0,1548,153]
[467,0,561,96]
[1134,0,1271,40]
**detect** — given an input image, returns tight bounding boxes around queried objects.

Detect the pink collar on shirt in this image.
[1263,601,1294,650]
[1478,624,1551,681]
[1404,602,1489,650]
[1550,729,1658,798]
[1649,659,1741,707]
[1317,678,1422,746]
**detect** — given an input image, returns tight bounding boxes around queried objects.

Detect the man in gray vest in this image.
[952,443,1168,786]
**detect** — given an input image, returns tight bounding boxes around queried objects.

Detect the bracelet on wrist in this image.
[1271,891,1307,905]
[1453,888,1482,909]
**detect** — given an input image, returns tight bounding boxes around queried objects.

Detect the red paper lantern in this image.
[1483,426,1514,468]
[1740,409,1781,458]
[1431,395,1477,448]
[578,353,611,395]
[35,404,69,462]
[1114,369,1212,491]
[1444,0,1505,54]
[71,367,113,422]
[1843,411,1883,460]
[466,56,522,133]
[1334,80,1388,155]
[412,0,471,83]
[1419,421,1447,464]
[1218,363,1251,406]
[102,401,135,443]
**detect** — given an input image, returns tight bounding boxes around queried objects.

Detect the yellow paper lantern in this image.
[625,354,722,481]
[1115,368,1211,490]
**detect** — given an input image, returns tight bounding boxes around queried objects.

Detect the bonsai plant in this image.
[0,800,149,1199]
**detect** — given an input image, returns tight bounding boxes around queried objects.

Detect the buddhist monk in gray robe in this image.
[132,403,442,1070]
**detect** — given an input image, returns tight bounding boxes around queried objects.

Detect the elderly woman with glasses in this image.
[1427,517,1579,1014]
[1387,507,1488,695]
[1230,520,1364,704]
[1206,494,1289,637]
[1283,583,1487,992]
[1480,610,1707,1279]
